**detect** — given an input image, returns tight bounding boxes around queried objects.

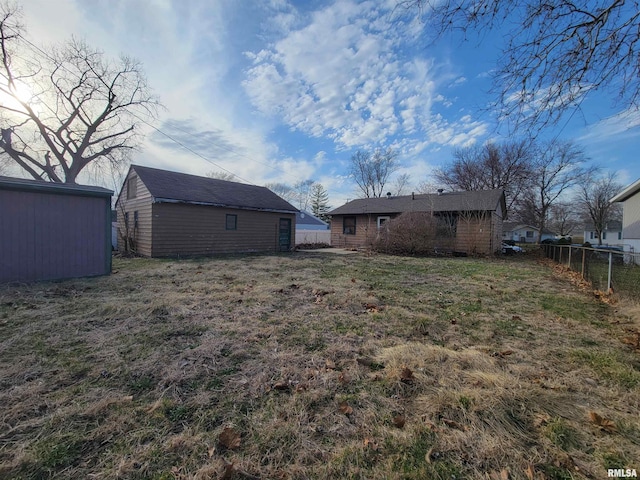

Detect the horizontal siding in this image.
[151,203,296,257]
[622,193,640,239]
[0,189,110,283]
[330,214,378,249]
[331,212,499,255]
[455,215,493,255]
[115,172,153,256]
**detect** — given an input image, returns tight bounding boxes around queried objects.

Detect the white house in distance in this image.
[610,177,640,260]
[502,222,555,243]
[295,210,330,245]
[583,220,623,246]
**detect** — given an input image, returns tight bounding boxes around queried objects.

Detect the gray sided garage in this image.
[0,176,113,283]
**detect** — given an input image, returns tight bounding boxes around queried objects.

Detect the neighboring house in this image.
[295,210,331,245]
[0,175,113,283]
[328,189,506,255]
[115,165,298,257]
[502,223,555,243]
[583,220,623,246]
[610,177,640,260]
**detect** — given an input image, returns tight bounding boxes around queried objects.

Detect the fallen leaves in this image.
[272,380,290,392]
[442,418,466,431]
[588,411,616,433]
[338,401,353,415]
[363,437,379,450]
[400,366,415,384]
[392,414,406,429]
[622,328,640,350]
[364,303,383,313]
[492,349,515,358]
[218,427,241,450]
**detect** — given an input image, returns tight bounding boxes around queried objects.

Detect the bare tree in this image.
[400,0,640,132]
[433,140,533,218]
[265,182,296,203]
[415,180,440,194]
[0,4,159,183]
[519,139,592,241]
[350,147,398,198]
[575,172,622,245]
[293,179,315,210]
[206,170,237,182]
[547,202,581,237]
[391,172,411,196]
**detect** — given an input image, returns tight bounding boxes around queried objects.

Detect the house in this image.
[0,175,113,283]
[610,177,640,260]
[583,220,623,246]
[295,210,330,245]
[502,222,555,243]
[328,189,506,255]
[115,165,298,257]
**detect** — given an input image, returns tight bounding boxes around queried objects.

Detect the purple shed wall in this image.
[0,177,113,283]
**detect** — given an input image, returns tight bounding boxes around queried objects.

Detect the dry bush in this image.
[371,212,455,255]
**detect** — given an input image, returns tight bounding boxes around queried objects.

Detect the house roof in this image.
[0,175,113,197]
[584,220,623,231]
[328,189,505,216]
[296,210,328,227]
[128,165,298,214]
[503,222,535,232]
[610,177,640,203]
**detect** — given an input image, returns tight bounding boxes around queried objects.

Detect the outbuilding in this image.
[115,165,298,257]
[0,176,113,283]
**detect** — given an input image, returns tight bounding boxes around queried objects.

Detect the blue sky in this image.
[20,0,640,206]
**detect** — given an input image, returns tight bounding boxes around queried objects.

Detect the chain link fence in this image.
[541,244,640,299]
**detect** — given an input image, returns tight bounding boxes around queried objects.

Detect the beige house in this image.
[115,165,298,257]
[610,177,640,262]
[329,189,505,255]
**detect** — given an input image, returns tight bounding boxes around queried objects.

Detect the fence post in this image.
[568,245,572,269]
[607,251,613,293]
[581,248,586,278]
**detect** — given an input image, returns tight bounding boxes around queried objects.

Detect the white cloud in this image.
[577,107,640,144]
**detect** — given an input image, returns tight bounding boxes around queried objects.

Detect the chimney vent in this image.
[437,188,444,195]
[386,192,392,199]
[412,192,415,200]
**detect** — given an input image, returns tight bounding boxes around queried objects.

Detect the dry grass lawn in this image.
[1,251,639,479]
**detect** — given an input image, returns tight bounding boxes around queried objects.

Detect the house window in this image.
[602,231,607,240]
[134,211,139,229]
[590,232,594,239]
[377,216,390,229]
[343,216,356,235]
[124,212,129,228]
[126,176,137,199]
[618,232,622,240]
[226,214,237,230]
[526,231,533,238]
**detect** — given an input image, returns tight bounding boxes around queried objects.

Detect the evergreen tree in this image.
[310,183,331,222]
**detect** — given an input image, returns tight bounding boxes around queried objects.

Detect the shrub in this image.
[371,212,454,255]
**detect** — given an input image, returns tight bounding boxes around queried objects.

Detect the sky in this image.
[14,0,640,207]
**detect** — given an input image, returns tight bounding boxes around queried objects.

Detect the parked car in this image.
[502,242,523,254]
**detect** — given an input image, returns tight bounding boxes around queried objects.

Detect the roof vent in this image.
[386,192,392,199]
[437,188,444,195]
